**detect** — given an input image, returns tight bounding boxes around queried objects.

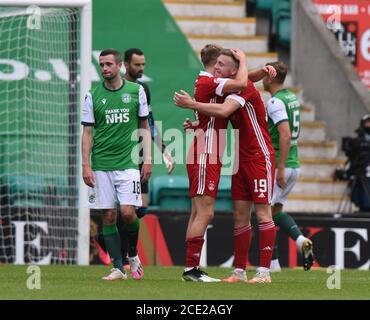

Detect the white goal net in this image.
[0,1,91,265]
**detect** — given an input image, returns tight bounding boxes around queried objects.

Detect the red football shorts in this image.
[187,154,222,198]
[232,155,275,204]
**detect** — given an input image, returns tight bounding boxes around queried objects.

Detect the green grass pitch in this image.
[0,265,369,300]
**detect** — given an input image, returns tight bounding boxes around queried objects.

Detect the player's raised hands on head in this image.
[173,90,196,109]
[263,65,277,79]
[230,48,246,62]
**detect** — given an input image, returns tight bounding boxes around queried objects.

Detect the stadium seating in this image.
[150,175,233,212]
[0,174,71,207]
[276,13,291,47]
[52,176,70,207]
[255,0,291,49]
[150,175,190,210]
[7,175,47,207]
[272,0,291,47]
[255,0,275,13]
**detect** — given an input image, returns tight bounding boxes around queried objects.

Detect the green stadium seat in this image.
[277,15,291,47]
[52,176,70,207]
[150,175,190,210]
[150,175,233,212]
[8,175,46,195]
[256,0,275,13]
[8,175,48,207]
[271,0,290,27]
[159,195,191,211]
[52,176,68,196]
[147,205,160,212]
[5,175,73,207]
[269,0,291,49]
[11,198,45,207]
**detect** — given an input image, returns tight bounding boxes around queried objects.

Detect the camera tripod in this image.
[337,174,370,214]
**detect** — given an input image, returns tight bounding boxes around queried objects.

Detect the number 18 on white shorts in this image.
[87,169,142,209]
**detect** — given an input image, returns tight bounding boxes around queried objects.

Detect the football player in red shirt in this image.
[181,45,249,282]
[175,49,276,284]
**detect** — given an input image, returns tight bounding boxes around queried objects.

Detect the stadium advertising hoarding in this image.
[0,206,78,264]
[314,0,370,88]
[89,212,370,270]
[2,180,369,269]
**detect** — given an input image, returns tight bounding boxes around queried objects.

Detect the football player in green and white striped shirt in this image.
[263,61,314,272]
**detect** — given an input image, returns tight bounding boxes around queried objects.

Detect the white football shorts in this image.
[271,168,301,206]
[87,169,142,208]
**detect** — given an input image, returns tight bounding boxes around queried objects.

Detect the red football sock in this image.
[233,224,252,270]
[258,221,276,269]
[185,236,204,268]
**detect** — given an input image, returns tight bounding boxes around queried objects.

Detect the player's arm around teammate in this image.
[174,89,240,118]
[248,65,276,82]
[174,51,276,118]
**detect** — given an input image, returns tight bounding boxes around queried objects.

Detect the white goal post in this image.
[0,0,91,265]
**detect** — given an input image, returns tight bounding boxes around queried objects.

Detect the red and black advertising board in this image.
[90,210,370,270]
[314,0,370,88]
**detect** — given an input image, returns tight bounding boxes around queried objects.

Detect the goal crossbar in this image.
[0,0,91,7]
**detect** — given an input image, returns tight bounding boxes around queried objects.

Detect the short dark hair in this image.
[266,61,288,84]
[200,44,222,67]
[124,48,144,62]
[219,49,239,68]
[100,48,122,63]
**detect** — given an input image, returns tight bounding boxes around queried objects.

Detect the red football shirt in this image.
[187,71,229,165]
[228,80,274,162]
